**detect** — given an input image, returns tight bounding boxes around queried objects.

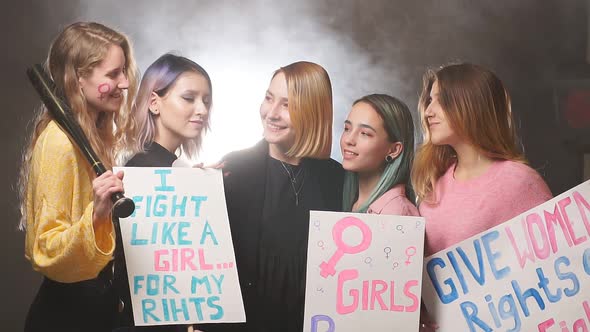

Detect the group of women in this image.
[18,21,553,332]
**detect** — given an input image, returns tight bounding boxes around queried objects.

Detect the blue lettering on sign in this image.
[311,315,335,332]
[154,169,175,191]
[200,221,219,245]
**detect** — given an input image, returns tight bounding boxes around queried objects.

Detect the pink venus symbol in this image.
[319,216,372,278]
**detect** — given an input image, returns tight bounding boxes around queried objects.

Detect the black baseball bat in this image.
[26,64,135,219]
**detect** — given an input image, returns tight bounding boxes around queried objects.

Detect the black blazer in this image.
[205,140,343,331]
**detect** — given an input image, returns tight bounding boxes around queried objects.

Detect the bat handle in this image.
[111,192,135,218]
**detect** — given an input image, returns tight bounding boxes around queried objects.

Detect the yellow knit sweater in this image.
[25,121,115,283]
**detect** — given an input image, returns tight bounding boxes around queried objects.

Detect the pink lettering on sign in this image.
[336,268,419,314]
[537,300,590,332]
[319,217,372,278]
[153,248,215,271]
[575,191,590,234]
[215,262,235,270]
[336,269,360,314]
[537,318,555,332]
[506,191,590,269]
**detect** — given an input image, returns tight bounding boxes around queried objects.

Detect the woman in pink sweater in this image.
[341,94,418,216]
[411,63,553,329]
[412,63,552,255]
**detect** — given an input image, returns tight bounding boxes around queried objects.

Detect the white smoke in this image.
[78,0,418,162]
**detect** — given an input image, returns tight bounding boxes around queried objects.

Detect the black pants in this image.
[25,271,117,332]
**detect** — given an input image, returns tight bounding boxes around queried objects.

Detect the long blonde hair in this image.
[411,63,525,203]
[275,61,333,159]
[18,22,138,229]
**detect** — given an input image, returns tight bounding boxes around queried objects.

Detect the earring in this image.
[149,109,158,115]
[385,155,394,163]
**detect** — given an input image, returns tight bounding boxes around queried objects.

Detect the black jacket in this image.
[203,140,343,331]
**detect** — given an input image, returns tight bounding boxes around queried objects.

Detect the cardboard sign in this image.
[115,167,245,326]
[422,180,590,332]
[304,211,426,331]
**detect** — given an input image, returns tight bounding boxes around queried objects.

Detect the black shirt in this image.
[205,140,343,332]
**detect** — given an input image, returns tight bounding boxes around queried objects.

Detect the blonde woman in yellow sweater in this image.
[18,22,138,332]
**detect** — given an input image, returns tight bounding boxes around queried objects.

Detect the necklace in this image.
[279,160,305,206]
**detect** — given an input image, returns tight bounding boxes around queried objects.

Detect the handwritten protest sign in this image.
[304,211,425,331]
[422,180,590,332]
[115,167,245,326]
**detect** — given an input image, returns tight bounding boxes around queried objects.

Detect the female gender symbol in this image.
[392,262,399,270]
[384,247,391,259]
[405,246,417,265]
[317,240,325,250]
[396,225,405,234]
[97,83,111,100]
[364,257,373,267]
[319,216,372,278]
[314,220,321,231]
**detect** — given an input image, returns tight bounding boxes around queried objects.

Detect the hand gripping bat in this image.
[26,64,135,219]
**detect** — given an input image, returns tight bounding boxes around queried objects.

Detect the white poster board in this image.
[422,180,590,332]
[304,211,426,331]
[115,167,245,326]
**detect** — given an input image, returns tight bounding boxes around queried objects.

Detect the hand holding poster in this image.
[115,167,245,326]
[422,180,590,332]
[304,211,426,332]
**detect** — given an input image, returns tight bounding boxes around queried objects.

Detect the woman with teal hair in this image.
[340,93,418,215]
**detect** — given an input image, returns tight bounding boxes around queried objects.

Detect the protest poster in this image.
[115,167,245,326]
[422,180,590,332]
[304,211,426,331]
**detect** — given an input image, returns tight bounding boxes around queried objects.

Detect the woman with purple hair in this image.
[114,53,212,331]
[123,53,212,167]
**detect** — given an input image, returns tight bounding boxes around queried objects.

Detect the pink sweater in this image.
[367,184,419,216]
[419,160,553,255]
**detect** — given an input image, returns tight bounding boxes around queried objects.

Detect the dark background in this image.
[2,1,588,330]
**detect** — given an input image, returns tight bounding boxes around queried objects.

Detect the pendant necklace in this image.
[279,160,305,206]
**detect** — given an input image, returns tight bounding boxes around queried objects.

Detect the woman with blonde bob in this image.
[216,61,343,332]
[18,22,138,331]
[412,63,552,330]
